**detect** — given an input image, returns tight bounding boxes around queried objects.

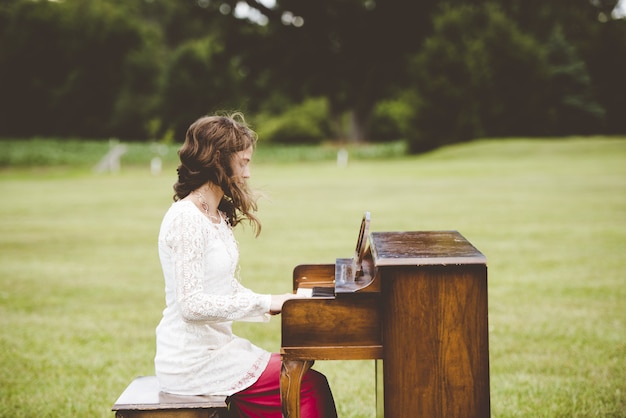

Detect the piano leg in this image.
[280,358,314,418]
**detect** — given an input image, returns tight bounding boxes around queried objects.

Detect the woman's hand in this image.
[269,293,303,315]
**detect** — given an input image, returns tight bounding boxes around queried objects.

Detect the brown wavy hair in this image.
[173,113,261,235]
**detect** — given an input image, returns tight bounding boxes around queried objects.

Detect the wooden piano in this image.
[280,216,490,417]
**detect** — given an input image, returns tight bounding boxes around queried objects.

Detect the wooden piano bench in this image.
[112,376,229,418]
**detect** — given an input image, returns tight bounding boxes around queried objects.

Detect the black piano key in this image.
[311,287,335,297]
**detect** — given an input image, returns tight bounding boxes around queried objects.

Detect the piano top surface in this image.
[370,230,486,266]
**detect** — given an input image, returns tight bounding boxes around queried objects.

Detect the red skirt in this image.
[227,353,337,418]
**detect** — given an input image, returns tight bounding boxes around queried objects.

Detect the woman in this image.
[154,113,337,417]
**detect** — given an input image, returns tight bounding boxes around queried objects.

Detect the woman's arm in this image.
[167,211,272,322]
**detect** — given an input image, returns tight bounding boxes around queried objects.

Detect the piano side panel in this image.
[380,264,490,418]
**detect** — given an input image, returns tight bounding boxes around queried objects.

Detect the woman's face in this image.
[231,145,253,184]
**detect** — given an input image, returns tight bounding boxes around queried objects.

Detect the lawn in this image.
[0,137,624,417]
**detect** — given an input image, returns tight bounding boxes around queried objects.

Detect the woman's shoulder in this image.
[168,199,199,213]
[161,200,202,225]
[159,201,206,242]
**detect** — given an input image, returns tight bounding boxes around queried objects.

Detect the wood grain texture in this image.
[380,264,490,417]
[281,231,490,417]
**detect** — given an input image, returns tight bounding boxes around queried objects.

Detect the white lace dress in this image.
[154,200,272,396]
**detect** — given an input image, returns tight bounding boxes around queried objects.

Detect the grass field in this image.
[0,137,625,417]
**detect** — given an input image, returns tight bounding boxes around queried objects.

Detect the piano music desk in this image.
[280,231,490,418]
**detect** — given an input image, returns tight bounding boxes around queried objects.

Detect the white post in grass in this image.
[94,139,127,174]
[337,148,349,167]
[150,143,168,175]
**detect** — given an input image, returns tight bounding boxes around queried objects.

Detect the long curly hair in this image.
[173,113,261,235]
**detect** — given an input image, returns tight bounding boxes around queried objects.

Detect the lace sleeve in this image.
[167,210,271,323]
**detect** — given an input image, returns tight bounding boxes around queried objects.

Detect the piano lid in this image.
[370,230,487,266]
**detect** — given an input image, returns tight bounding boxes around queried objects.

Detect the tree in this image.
[543,25,606,135]
[1,0,622,142]
[0,0,74,137]
[406,4,549,153]
[218,0,439,142]
[466,0,624,136]
[160,36,248,139]
[0,0,162,139]
[582,17,626,134]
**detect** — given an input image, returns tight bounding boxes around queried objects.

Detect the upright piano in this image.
[279,216,490,417]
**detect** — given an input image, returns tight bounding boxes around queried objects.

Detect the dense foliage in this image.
[0,0,624,151]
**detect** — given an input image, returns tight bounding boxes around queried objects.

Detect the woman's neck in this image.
[192,183,223,222]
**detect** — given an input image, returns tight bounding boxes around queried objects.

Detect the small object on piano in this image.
[335,212,371,286]
[335,258,356,285]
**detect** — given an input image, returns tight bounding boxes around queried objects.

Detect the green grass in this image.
[1,137,625,417]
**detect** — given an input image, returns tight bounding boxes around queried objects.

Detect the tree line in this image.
[1,0,624,152]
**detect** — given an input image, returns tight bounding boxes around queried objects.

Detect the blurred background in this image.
[1,2,625,416]
[1,0,625,152]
